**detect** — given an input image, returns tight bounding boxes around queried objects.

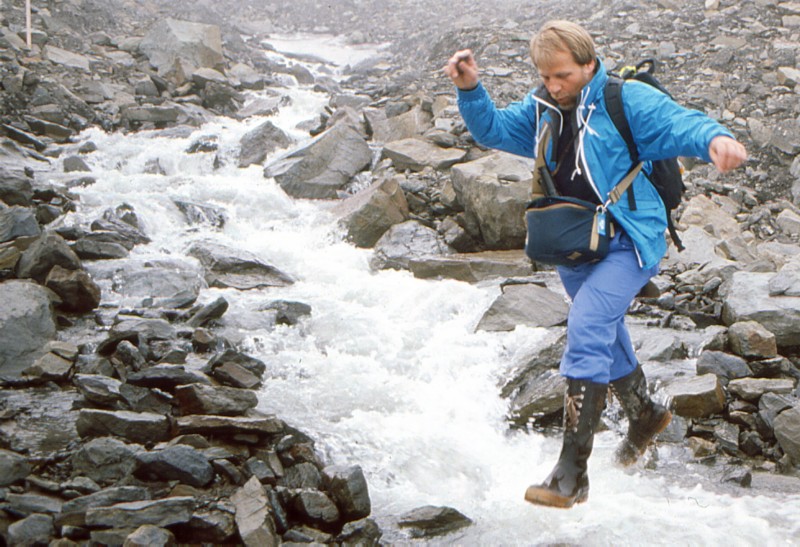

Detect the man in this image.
[444,20,747,509]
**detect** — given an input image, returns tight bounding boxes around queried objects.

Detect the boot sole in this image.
[524,485,588,509]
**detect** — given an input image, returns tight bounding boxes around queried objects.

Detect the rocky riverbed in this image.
[1,0,800,544]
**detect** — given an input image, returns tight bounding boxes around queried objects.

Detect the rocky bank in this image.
[1,0,800,544]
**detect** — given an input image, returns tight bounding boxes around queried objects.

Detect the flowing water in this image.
[46,36,800,545]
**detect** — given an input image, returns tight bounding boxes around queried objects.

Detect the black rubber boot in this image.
[524,379,607,508]
[610,365,672,466]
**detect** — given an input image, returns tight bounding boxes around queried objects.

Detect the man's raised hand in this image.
[444,49,479,90]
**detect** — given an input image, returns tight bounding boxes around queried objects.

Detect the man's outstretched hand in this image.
[709,135,748,173]
[443,49,480,91]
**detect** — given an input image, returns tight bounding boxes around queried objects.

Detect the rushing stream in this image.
[47,36,799,545]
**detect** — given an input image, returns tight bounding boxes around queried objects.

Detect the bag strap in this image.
[531,123,556,197]
[605,162,643,208]
[604,76,638,211]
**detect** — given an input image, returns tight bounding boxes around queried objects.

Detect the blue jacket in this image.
[456,60,734,269]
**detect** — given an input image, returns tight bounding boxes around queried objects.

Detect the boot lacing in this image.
[565,386,585,433]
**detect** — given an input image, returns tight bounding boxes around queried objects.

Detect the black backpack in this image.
[604,59,686,251]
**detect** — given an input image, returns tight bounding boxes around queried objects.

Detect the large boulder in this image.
[450,152,532,249]
[721,271,800,347]
[408,249,533,282]
[369,220,453,271]
[16,232,81,283]
[0,280,56,376]
[774,405,800,464]
[264,123,371,199]
[333,176,410,248]
[238,120,293,168]
[0,164,34,206]
[139,19,224,86]
[381,138,466,172]
[188,240,294,290]
[476,282,568,332]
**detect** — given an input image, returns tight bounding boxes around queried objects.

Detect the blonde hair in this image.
[530,20,596,68]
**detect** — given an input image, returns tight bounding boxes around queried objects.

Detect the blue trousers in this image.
[557,231,659,384]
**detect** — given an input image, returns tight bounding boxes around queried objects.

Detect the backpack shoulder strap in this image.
[604,76,638,163]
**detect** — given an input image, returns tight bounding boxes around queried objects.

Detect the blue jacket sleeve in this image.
[622,81,733,164]
[457,83,539,159]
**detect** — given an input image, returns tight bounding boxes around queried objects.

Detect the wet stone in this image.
[291,489,340,527]
[70,437,143,486]
[665,374,726,418]
[73,374,123,407]
[75,409,170,444]
[279,462,322,490]
[174,383,258,416]
[728,378,795,402]
[126,364,212,391]
[134,445,214,488]
[696,350,751,385]
[324,465,371,522]
[728,320,778,359]
[0,450,31,486]
[397,505,473,539]
[85,496,196,529]
[58,486,150,528]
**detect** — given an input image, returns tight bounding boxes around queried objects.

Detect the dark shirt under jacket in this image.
[553,108,600,205]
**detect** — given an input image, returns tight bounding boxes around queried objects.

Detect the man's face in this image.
[538,49,596,110]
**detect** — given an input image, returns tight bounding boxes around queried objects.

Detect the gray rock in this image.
[126,364,212,391]
[506,367,566,427]
[382,137,466,172]
[174,414,283,437]
[171,507,238,544]
[174,383,258,416]
[71,437,143,486]
[4,492,63,516]
[696,350,751,385]
[63,155,91,173]
[96,317,176,356]
[397,505,473,539]
[174,200,226,229]
[16,232,81,283]
[59,486,151,528]
[370,220,453,271]
[188,240,294,290]
[186,296,229,327]
[336,518,383,545]
[134,445,214,487]
[0,206,40,243]
[123,524,176,547]
[231,476,279,547]
[0,449,31,486]
[264,122,371,199]
[728,320,778,359]
[73,236,130,260]
[759,392,795,430]
[0,280,57,377]
[450,151,532,249]
[324,465,371,522]
[209,361,262,389]
[7,513,54,545]
[85,496,196,529]
[45,264,101,313]
[140,19,224,85]
[637,332,689,362]
[721,271,800,346]
[409,249,533,282]
[728,378,795,402]
[476,282,568,331]
[277,462,320,490]
[0,164,34,206]
[333,176,410,248]
[122,105,181,124]
[665,374,726,418]
[774,405,800,464]
[23,350,73,381]
[76,409,171,444]
[238,120,293,168]
[260,300,312,326]
[291,489,340,527]
[112,261,204,308]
